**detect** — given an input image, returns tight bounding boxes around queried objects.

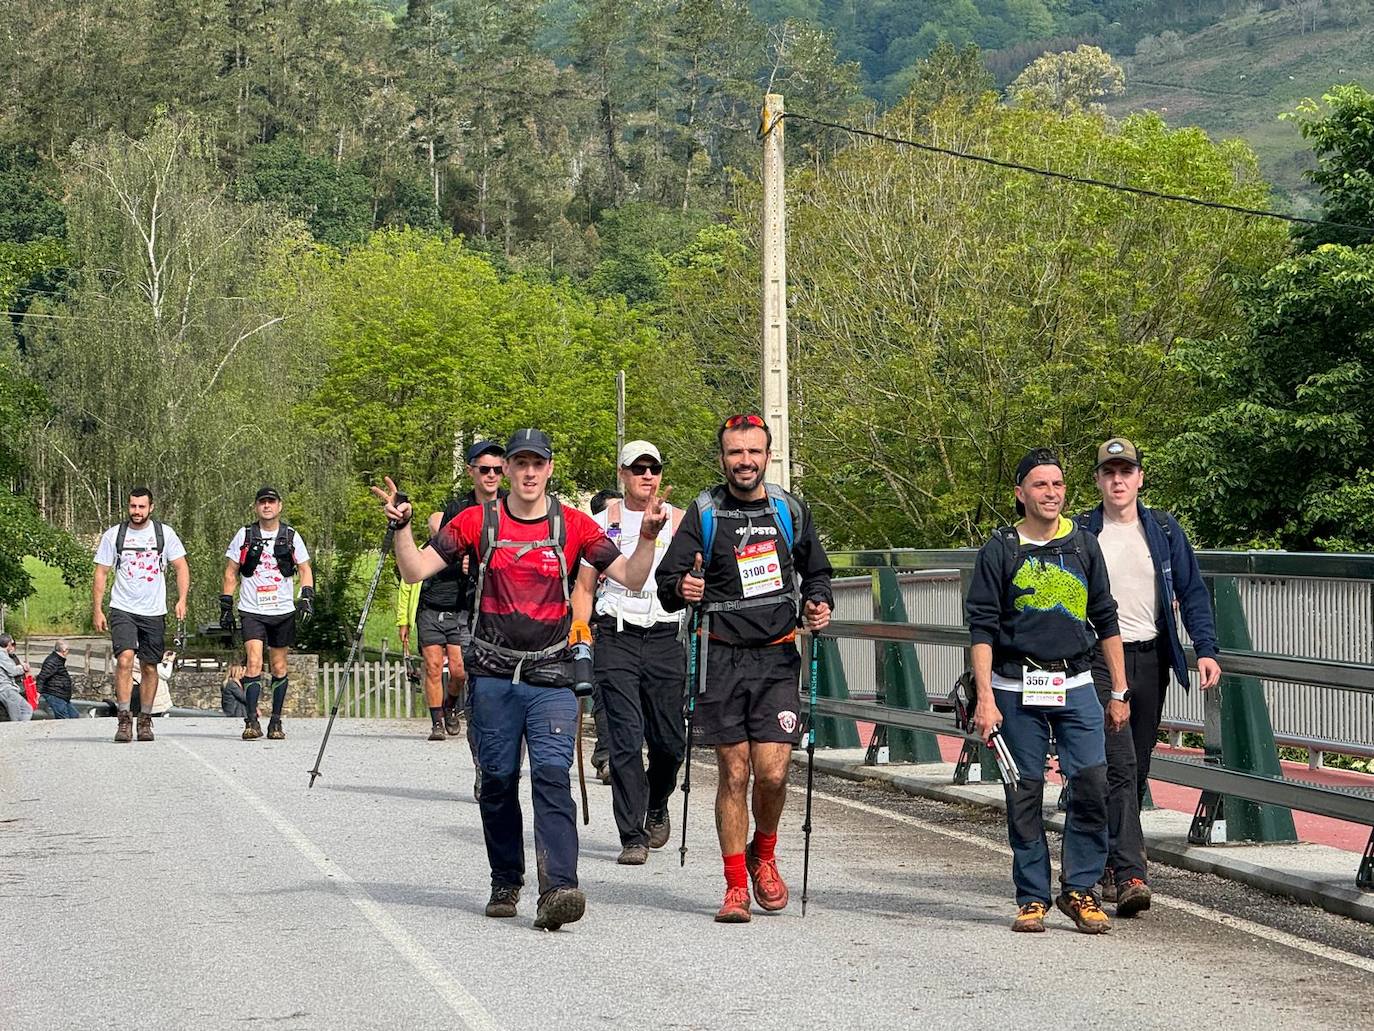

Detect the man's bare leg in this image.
[113,650,135,707]
[749,741,793,835]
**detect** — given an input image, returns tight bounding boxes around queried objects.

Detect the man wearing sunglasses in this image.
[577,442,686,866]
[656,413,833,922]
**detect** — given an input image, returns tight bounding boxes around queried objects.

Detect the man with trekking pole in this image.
[221,486,314,741]
[655,414,833,923]
[92,486,190,743]
[575,441,686,866]
[373,428,669,931]
[965,447,1127,935]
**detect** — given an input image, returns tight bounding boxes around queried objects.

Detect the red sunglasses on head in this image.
[723,414,766,430]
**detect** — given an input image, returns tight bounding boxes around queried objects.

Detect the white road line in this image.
[809,786,1374,976]
[170,740,502,1031]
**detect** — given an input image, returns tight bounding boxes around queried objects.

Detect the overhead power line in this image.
[764,111,1374,237]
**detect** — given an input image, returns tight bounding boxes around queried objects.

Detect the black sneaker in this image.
[485,884,521,918]
[645,808,671,850]
[533,887,585,931]
[266,717,285,740]
[596,762,611,785]
[444,707,462,737]
[428,721,447,742]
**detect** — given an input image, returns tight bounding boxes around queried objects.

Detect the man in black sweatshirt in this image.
[964,448,1129,936]
[36,640,79,718]
[657,414,833,924]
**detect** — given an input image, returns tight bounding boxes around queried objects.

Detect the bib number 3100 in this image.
[737,541,784,599]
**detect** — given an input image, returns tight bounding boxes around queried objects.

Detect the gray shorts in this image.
[417,608,471,649]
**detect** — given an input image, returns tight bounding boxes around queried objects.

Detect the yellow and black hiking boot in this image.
[1012,901,1048,932]
[266,717,285,740]
[1056,890,1111,934]
[114,711,134,744]
[136,714,154,742]
[242,717,263,740]
[1115,878,1152,917]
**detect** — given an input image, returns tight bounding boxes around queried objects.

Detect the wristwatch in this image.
[1111,688,1133,703]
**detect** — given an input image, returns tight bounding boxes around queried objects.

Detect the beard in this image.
[725,463,763,492]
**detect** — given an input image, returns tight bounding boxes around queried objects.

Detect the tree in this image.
[1007,44,1126,116]
[901,41,995,116]
[237,138,373,246]
[1290,84,1374,248]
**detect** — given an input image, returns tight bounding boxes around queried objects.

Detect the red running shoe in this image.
[745,842,789,911]
[714,885,752,923]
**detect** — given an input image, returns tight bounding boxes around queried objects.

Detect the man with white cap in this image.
[577,441,686,865]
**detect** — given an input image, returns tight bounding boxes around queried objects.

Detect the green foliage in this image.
[1007,45,1125,116]
[1290,84,1374,248]
[237,139,374,247]
[587,204,714,306]
[0,149,65,243]
[1151,244,1374,550]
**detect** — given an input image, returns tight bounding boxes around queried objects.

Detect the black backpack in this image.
[238,524,298,578]
[114,520,166,564]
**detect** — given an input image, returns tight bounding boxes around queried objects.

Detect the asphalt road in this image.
[3,717,1373,1031]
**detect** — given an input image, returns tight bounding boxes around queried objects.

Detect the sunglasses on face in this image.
[626,462,662,476]
[723,413,766,430]
[475,465,503,475]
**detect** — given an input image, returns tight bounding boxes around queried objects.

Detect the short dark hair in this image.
[130,486,153,502]
[717,413,772,453]
[589,488,623,516]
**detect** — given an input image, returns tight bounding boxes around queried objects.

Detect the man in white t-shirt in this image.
[221,486,313,741]
[92,486,190,743]
[575,441,686,866]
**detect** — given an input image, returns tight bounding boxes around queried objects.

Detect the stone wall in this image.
[76,652,320,716]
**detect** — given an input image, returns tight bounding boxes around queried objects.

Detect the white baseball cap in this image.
[618,440,662,467]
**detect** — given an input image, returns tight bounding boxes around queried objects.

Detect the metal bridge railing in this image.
[810,548,1374,890]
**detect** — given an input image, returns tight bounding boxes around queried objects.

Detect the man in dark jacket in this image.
[965,448,1129,935]
[1076,437,1222,915]
[37,640,79,718]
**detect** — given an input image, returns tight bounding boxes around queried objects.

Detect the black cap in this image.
[1014,448,1062,517]
[505,428,553,461]
[465,440,504,465]
[255,485,282,502]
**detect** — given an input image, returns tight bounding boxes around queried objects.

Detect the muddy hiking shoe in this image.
[114,711,134,744]
[428,721,447,742]
[485,884,521,918]
[1056,891,1112,934]
[136,714,154,742]
[617,844,649,866]
[714,886,752,924]
[745,843,789,911]
[1098,867,1118,903]
[242,718,263,741]
[645,808,671,850]
[266,717,285,740]
[533,887,586,931]
[1115,878,1152,918]
[443,706,462,737]
[1012,901,1049,933]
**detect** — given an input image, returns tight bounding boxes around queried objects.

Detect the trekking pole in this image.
[571,620,594,825]
[679,608,706,867]
[307,491,408,788]
[576,697,590,825]
[801,631,820,916]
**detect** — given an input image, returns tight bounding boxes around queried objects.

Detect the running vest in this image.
[418,497,466,611]
[596,499,682,630]
[696,484,802,615]
[238,524,298,578]
[470,497,570,683]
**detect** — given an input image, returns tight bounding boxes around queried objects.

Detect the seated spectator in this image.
[222,663,250,719]
[132,651,176,716]
[0,633,34,722]
[37,639,80,719]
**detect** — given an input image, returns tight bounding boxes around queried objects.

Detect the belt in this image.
[594,619,679,638]
[1123,639,1157,653]
[708,630,797,647]
[1025,658,1071,672]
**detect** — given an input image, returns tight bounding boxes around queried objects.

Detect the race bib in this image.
[737,540,785,599]
[1021,666,1067,707]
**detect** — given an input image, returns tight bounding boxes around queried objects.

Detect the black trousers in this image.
[593,623,687,847]
[1091,640,1171,883]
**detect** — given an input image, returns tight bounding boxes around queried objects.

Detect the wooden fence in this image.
[317,658,423,719]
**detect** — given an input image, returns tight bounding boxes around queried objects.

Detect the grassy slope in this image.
[1105,6,1374,209]
[5,558,85,636]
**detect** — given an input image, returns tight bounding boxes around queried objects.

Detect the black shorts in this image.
[240,610,297,649]
[109,609,165,666]
[417,607,471,648]
[691,640,803,746]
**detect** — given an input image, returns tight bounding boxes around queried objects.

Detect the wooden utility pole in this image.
[760,94,791,489]
[615,370,626,468]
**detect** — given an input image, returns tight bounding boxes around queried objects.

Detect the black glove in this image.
[296,586,315,624]
[219,594,235,631]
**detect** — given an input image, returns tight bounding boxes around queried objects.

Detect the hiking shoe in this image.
[1115,878,1152,918]
[596,762,611,785]
[136,714,154,742]
[242,718,263,740]
[714,886,752,923]
[485,884,521,918]
[114,711,133,744]
[428,721,447,742]
[645,808,671,850]
[1099,867,1118,903]
[1056,891,1112,934]
[1012,901,1049,932]
[745,843,789,911]
[266,717,285,740]
[617,844,649,866]
[444,707,462,736]
[533,887,585,931]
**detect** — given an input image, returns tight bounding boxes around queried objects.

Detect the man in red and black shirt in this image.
[374,428,668,931]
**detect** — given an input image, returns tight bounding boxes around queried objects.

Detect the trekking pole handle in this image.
[388,490,410,531]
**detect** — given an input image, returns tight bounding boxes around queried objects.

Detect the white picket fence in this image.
[318,659,424,719]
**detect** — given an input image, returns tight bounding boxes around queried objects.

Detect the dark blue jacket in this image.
[1076,502,1219,689]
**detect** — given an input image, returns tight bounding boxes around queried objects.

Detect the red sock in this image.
[752,831,778,862]
[723,852,747,891]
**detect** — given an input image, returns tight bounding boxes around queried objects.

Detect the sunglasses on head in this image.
[723,413,766,430]
[475,465,503,475]
[626,462,662,476]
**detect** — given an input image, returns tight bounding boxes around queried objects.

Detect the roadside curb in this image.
[799,752,1374,926]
